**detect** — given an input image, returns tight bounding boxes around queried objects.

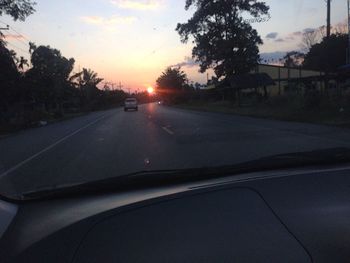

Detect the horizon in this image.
[0,0,347,92]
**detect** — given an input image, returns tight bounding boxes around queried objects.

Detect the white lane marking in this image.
[162,126,175,135]
[0,114,109,178]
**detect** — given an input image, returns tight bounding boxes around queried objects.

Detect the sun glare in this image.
[147,87,155,94]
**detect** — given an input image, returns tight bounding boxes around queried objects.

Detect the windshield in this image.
[0,0,350,200]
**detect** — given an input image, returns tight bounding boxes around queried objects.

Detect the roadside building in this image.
[252,64,326,96]
[201,64,328,99]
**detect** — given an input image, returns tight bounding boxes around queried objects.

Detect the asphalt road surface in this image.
[2,103,350,197]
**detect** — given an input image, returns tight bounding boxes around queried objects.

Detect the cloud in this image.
[303,28,316,34]
[266,32,278,39]
[110,0,161,10]
[270,30,305,43]
[170,56,198,68]
[80,15,137,26]
[275,38,285,42]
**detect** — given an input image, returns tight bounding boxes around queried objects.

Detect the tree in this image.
[0,0,36,21]
[300,24,347,52]
[80,68,103,88]
[17,56,28,71]
[194,82,202,90]
[283,51,304,68]
[0,0,35,120]
[332,22,347,35]
[0,41,18,79]
[156,67,189,103]
[29,41,36,54]
[71,68,104,108]
[303,33,347,72]
[156,67,188,91]
[0,40,20,118]
[301,29,321,51]
[176,0,269,79]
[25,45,75,110]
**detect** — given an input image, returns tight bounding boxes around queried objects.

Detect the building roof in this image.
[230,73,275,89]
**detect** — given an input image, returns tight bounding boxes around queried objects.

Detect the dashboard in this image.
[1,165,350,262]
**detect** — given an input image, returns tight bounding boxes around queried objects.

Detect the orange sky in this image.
[1,0,347,92]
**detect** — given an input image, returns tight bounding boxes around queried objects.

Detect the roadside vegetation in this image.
[155,0,350,127]
[0,0,151,134]
[2,0,350,132]
[176,93,350,127]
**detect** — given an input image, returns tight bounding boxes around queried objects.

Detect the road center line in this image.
[162,126,175,135]
[0,113,110,178]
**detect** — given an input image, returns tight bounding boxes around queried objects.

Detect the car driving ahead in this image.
[124,98,138,112]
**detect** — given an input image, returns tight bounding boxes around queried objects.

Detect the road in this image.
[2,103,350,197]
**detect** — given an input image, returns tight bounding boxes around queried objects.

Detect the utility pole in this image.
[110,82,116,90]
[0,24,9,39]
[324,0,331,92]
[0,24,9,31]
[348,0,350,63]
[103,81,118,90]
[102,81,111,91]
[327,0,331,38]
[117,81,123,91]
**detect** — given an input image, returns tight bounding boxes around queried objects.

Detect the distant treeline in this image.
[0,40,150,131]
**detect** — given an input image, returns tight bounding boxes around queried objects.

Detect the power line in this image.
[3,32,30,48]
[0,20,32,65]
[0,19,27,39]
[6,41,29,54]
[0,24,9,30]
[0,19,31,47]
[0,20,8,27]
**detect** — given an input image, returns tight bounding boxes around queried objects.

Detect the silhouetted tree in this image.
[25,45,75,111]
[301,29,321,51]
[0,0,36,21]
[283,51,304,68]
[303,33,347,72]
[0,0,36,123]
[176,0,269,79]
[29,41,36,54]
[18,56,29,70]
[0,40,20,120]
[81,68,103,87]
[156,67,188,90]
[72,68,104,109]
[156,67,189,103]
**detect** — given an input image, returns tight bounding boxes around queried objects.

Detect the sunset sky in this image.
[1,0,347,91]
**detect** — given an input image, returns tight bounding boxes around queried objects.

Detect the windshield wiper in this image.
[19,147,350,201]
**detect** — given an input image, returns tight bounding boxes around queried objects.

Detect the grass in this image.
[175,99,350,128]
[0,112,87,137]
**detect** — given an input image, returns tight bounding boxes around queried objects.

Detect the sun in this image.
[147,86,154,94]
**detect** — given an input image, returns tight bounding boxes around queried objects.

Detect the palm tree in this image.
[18,56,29,71]
[29,42,36,54]
[82,68,103,87]
[76,68,104,104]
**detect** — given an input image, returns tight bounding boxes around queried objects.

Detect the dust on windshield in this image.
[1,0,350,200]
